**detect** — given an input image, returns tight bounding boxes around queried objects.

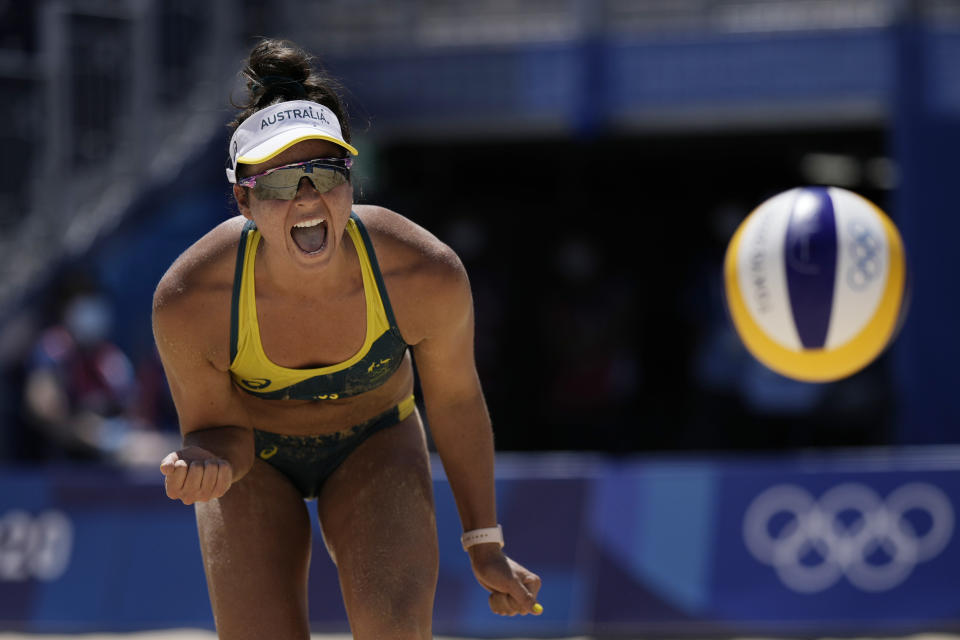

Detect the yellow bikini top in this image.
[228,212,408,400]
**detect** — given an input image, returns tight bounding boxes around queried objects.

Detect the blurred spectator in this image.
[21,285,178,466]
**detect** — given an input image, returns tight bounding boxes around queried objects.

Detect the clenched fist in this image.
[160,445,233,505]
[468,544,542,616]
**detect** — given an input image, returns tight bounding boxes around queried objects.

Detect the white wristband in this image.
[461,525,504,551]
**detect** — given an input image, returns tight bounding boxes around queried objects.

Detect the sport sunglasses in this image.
[236,157,352,200]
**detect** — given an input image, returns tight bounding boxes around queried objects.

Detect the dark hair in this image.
[229,38,351,143]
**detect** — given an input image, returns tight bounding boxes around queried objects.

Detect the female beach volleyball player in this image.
[152,38,541,638]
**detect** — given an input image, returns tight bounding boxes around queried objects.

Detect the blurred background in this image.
[0,0,959,637]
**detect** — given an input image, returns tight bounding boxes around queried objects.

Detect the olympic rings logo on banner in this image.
[742,483,954,593]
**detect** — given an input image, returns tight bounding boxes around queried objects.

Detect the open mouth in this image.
[290,218,328,254]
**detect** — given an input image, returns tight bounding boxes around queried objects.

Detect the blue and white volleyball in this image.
[723,186,909,383]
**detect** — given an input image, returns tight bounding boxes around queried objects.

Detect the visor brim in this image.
[236,128,359,166]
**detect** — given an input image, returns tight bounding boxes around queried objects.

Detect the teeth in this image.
[293,218,325,228]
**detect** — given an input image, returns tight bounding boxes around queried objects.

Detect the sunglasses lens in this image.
[306,170,348,193]
[252,184,299,200]
[251,162,350,200]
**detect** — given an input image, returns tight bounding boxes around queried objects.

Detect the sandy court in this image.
[0,634,583,640]
[0,633,587,640]
[0,633,958,640]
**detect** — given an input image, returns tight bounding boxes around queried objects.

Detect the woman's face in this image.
[233,139,354,269]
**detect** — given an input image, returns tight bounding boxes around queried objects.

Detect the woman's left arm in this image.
[410,250,542,617]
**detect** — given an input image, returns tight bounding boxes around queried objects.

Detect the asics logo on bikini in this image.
[259,445,279,460]
[743,482,954,593]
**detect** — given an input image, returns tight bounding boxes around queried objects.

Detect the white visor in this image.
[225,100,358,183]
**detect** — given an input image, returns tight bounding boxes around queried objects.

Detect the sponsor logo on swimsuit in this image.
[259,445,279,460]
[242,378,271,389]
[260,105,330,129]
[312,393,339,400]
[367,358,391,373]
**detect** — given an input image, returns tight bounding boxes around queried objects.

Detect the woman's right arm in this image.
[152,270,254,506]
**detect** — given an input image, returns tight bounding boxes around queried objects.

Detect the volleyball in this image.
[723,186,909,383]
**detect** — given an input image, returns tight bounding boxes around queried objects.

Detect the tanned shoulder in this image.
[153,216,247,369]
[355,205,463,277]
[353,205,472,346]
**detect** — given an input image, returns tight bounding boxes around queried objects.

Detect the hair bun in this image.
[249,75,307,98]
[230,38,352,144]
